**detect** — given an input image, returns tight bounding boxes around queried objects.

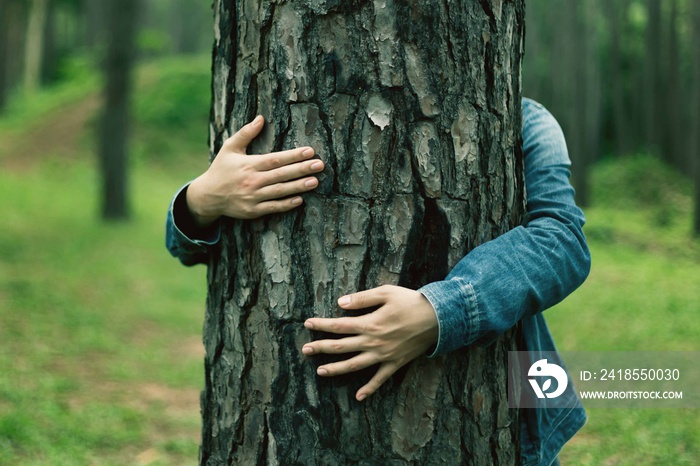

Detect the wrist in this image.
[186,176,221,227]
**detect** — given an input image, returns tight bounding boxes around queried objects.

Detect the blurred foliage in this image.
[131,56,211,173]
[593,154,692,209]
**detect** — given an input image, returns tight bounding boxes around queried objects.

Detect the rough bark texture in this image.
[202,1,525,464]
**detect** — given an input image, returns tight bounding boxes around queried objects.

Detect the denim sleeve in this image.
[165,183,221,266]
[418,98,591,357]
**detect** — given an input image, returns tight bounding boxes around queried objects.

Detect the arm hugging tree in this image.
[201,0,525,463]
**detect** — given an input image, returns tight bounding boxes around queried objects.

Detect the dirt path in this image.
[0,93,102,171]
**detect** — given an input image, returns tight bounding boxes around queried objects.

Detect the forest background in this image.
[0,0,698,464]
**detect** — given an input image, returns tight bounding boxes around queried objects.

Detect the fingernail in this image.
[357,394,367,401]
[304,320,314,329]
[317,368,328,376]
[305,178,318,188]
[253,115,263,126]
[338,296,351,306]
[302,148,314,157]
[302,346,313,355]
[291,197,303,205]
[310,161,323,171]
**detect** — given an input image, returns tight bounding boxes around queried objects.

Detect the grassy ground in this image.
[549,155,700,465]
[0,57,210,465]
[0,56,698,465]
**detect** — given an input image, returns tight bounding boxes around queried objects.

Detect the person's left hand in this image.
[302,285,439,401]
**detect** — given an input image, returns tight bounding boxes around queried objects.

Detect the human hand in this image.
[185,115,325,226]
[302,285,439,401]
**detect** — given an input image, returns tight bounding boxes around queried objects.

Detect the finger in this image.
[304,316,367,335]
[316,353,377,377]
[257,177,318,202]
[226,116,265,153]
[302,336,365,356]
[259,159,324,185]
[252,197,304,216]
[254,147,316,171]
[337,286,391,310]
[356,363,397,401]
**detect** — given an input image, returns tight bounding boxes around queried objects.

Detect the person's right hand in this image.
[186,115,325,226]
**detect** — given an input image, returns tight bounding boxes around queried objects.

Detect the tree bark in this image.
[98,0,138,220]
[202,1,525,464]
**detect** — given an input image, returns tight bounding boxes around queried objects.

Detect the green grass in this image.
[0,56,210,465]
[548,155,700,465]
[0,57,698,465]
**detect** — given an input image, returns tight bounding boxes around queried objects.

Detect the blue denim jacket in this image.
[166,98,590,466]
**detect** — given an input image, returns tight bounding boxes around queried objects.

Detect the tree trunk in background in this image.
[23,0,48,92]
[40,0,57,85]
[550,0,598,207]
[202,0,525,464]
[0,0,10,111]
[522,0,545,102]
[644,0,662,154]
[694,0,700,236]
[169,0,208,55]
[581,0,601,206]
[98,0,138,220]
[0,0,26,110]
[662,0,682,172]
[84,0,106,48]
[606,0,631,156]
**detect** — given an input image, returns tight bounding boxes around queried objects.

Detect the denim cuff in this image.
[168,183,221,252]
[418,278,480,358]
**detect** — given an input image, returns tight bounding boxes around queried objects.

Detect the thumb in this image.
[226,115,264,153]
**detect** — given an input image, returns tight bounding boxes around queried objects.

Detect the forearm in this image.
[419,165,591,356]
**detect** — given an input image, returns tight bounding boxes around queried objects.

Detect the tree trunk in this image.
[97,0,138,220]
[202,1,525,464]
[662,0,682,172]
[0,0,10,111]
[23,0,48,92]
[606,0,631,156]
[644,0,662,154]
[169,0,208,55]
[694,0,700,236]
[0,0,26,110]
[40,0,57,85]
[83,0,106,48]
[549,0,597,207]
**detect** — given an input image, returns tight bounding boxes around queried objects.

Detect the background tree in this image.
[694,0,700,236]
[23,0,49,92]
[644,0,662,153]
[201,0,525,464]
[97,0,139,220]
[0,0,10,111]
[0,0,27,112]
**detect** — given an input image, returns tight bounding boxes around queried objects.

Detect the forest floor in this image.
[0,55,698,465]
